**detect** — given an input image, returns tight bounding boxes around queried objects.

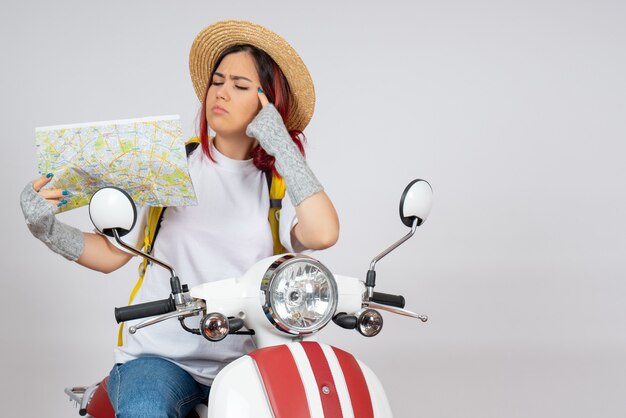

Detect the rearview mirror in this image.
[365,179,433,300]
[88,187,137,237]
[399,179,432,227]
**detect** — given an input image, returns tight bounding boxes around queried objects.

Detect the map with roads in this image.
[35,115,197,212]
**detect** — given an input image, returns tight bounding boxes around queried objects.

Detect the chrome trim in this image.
[260,254,338,336]
[128,301,205,334]
[366,218,418,300]
[113,228,177,278]
[369,217,418,272]
[200,312,230,341]
[174,292,187,306]
[356,308,383,337]
[65,383,99,412]
[364,301,428,321]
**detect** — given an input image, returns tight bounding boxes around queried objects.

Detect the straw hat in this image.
[189,20,315,132]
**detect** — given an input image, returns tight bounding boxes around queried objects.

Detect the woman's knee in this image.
[107,357,205,418]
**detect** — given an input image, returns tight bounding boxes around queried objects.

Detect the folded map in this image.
[35,115,197,212]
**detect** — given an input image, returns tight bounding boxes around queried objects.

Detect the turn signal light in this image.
[200,312,229,341]
[357,309,383,337]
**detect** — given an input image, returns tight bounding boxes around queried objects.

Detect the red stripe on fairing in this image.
[249,345,311,418]
[301,342,344,418]
[332,347,374,418]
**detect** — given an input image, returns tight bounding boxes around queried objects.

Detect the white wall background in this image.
[2,1,625,417]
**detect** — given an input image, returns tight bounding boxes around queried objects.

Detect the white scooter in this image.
[66,179,433,418]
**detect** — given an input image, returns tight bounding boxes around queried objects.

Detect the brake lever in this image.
[363,301,428,322]
[129,301,205,334]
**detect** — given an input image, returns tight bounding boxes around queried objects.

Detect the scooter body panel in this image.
[358,360,394,418]
[207,355,274,418]
[207,342,393,418]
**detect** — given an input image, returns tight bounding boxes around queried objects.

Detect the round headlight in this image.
[261,255,338,335]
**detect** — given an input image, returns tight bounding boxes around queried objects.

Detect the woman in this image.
[20,20,338,417]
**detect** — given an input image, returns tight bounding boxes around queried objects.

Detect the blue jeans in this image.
[107,357,210,418]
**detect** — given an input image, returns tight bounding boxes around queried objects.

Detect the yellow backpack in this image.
[117,137,286,346]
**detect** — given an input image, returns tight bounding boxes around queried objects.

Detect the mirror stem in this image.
[112,228,178,280]
[369,218,418,271]
[366,218,418,299]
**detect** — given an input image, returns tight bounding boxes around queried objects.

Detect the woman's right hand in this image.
[30,174,69,208]
[20,174,84,261]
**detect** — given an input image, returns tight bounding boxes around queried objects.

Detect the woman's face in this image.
[205,51,262,138]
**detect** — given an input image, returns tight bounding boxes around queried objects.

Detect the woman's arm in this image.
[247,91,340,252]
[77,232,134,273]
[292,191,339,251]
[21,175,135,273]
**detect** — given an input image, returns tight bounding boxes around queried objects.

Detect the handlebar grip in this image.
[371,292,406,309]
[115,297,176,323]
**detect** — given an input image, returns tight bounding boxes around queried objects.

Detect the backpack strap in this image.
[268,172,286,255]
[117,205,165,346]
[185,139,201,156]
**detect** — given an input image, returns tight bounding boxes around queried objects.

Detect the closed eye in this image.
[211,81,249,91]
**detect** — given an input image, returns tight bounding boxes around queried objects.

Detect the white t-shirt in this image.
[113,142,297,386]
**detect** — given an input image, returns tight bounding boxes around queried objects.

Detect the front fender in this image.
[209,342,392,418]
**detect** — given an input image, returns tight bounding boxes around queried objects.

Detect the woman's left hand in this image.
[250,88,338,250]
[246,90,323,206]
[246,89,292,158]
[257,87,270,108]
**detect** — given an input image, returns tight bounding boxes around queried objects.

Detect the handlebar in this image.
[371,291,405,309]
[115,296,176,323]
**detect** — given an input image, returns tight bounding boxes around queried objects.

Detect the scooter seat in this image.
[83,377,202,418]
[86,377,114,418]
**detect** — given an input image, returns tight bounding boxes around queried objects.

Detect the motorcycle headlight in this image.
[261,254,338,335]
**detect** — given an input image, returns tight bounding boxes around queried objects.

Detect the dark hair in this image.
[198,44,306,174]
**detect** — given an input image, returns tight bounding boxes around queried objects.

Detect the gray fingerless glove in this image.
[20,183,84,261]
[246,104,323,205]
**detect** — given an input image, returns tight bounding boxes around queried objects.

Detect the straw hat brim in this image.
[189,20,315,132]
